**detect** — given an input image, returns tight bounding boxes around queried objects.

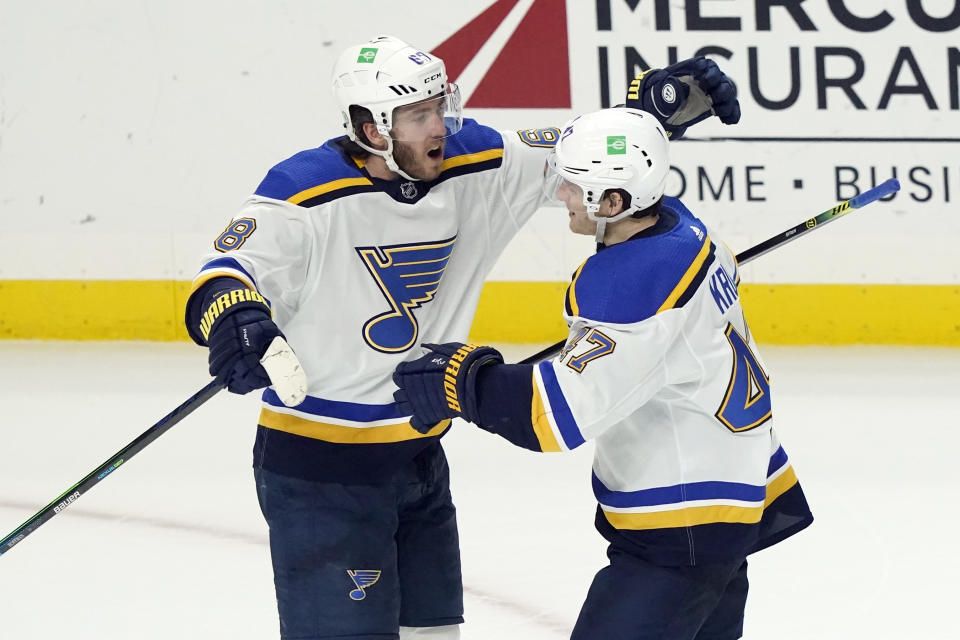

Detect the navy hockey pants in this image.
[571,547,748,640]
[254,443,464,640]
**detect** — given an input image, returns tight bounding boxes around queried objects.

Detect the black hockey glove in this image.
[393,342,504,434]
[199,286,283,395]
[625,56,740,139]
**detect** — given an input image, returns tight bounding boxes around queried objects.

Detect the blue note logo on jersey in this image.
[356,236,457,353]
[346,570,382,600]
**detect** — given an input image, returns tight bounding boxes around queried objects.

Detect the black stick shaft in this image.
[520,179,900,366]
[735,179,898,264]
[0,380,223,557]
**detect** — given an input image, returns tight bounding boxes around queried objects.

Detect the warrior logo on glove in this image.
[442,343,483,412]
[199,288,268,341]
[393,342,503,433]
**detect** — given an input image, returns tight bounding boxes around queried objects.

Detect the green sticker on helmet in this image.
[606,135,627,155]
[357,48,378,63]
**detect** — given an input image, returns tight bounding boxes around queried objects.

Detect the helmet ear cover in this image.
[591,188,630,217]
[346,105,377,149]
[600,188,664,222]
[604,188,663,220]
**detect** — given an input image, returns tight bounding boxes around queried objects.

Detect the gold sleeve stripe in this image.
[258,408,449,443]
[440,148,504,171]
[657,235,712,313]
[287,176,374,205]
[530,370,562,452]
[568,259,588,317]
[188,272,254,297]
[602,503,764,530]
[764,465,798,506]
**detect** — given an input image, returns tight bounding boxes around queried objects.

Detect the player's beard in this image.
[393,139,443,182]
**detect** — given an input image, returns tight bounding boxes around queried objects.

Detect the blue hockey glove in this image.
[393,342,504,433]
[199,286,283,395]
[625,57,740,139]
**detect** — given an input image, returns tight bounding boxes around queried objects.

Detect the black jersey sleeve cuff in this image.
[474,363,543,451]
[184,276,253,345]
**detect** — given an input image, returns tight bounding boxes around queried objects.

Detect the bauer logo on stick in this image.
[53,491,81,514]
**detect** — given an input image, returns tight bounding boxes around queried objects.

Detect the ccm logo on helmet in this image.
[424,73,442,84]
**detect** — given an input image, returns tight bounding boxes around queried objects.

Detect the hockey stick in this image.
[0,380,223,557]
[0,336,305,558]
[519,178,901,365]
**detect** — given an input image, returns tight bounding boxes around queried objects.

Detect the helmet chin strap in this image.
[593,217,608,250]
[587,203,635,251]
[354,132,419,182]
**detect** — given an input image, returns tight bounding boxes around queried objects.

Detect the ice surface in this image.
[1,341,957,639]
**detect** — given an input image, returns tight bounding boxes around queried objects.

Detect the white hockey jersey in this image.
[186,120,559,481]
[481,198,812,565]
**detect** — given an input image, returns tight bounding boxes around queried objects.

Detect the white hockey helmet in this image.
[331,35,463,179]
[545,108,670,235]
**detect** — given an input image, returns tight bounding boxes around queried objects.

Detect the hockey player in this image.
[184,35,741,640]
[392,108,813,640]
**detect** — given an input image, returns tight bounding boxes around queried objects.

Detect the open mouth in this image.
[427,144,443,161]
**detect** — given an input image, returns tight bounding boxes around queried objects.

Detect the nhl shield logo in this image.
[400,181,418,199]
[347,569,382,600]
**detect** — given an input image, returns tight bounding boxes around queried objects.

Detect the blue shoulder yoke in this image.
[565,198,717,324]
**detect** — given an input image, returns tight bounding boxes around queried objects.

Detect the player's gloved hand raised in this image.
[393,342,503,434]
[625,56,740,139]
